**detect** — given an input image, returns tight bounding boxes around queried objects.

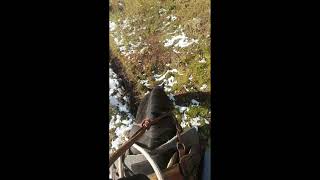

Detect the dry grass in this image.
[109,0,212,131]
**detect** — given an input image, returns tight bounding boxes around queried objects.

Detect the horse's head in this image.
[129,86,177,151]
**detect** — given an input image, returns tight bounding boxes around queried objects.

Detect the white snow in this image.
[190,116,201,126]
[175,105,188,113]
[109,66,135,151]
[121,18,130,30]
[174,105,190,128]
[111,138,122,149]
[162,75,177,92]
[115,115,121,124]
[139,79,151,87]
[113,37,124,46]
[128,31,136,36]
[163,22,171,27]
[181,121,187,128]
[180,111,188,128]
[109,69,129,113]
[112,27,142,56]
[183,85,190,92]
[153,69,178,92]
[154,69,178,81]
[119,46,126,53]
[109,117,115,129]
[166,15,177,21]
[168,93,175,102]
[200,84,207,90]
[164,87,170,92]
[167,76,177,87]
[191,99,200,106]
[139,47,147,54]
[199,58,206,63]
[109,21,117,31]
[164,32,198,48]
[173,49,181,54]
[167,25,182,35]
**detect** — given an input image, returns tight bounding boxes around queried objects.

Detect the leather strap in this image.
[147,164,184,180]
[109,112,172,167]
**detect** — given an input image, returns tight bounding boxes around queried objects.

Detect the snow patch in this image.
[109,67,134,151]
[175,105,188,113]
[191,99,200,106]
[199,58,206,63]
[140,47,147,54]
[163,22,171,27]
[114,37,124,46]
[109,21,117,31]
[175,105,190,128]
[154,69,178,81]
[154,70,179,93]
[166,15,177,21]
[190,116,201,126]
[173,49,181,54]
[119,46,126,53]
[168,93,175,102]
[139,79,151,87]
[163,32,198,48]
[200,84,207,90]
[121,18,130,30]
[183,85,190,92]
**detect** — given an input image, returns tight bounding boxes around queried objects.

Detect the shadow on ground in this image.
[174,91,211,107]
[109,51,140,116]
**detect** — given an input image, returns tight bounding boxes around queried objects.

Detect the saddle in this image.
[109,86,202,180]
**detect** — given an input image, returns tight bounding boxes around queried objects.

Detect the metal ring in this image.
[141,119,151,129]
[176,142,185,151]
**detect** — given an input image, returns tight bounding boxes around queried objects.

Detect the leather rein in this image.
[109,111,182,167]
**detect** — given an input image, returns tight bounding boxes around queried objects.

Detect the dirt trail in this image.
[109,51,140,117]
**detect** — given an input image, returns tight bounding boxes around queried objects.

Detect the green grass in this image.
[109,0,212,142]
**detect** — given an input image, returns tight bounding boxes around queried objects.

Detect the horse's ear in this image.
[155,84,165,92]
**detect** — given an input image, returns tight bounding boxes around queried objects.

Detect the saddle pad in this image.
[123,127,200,175]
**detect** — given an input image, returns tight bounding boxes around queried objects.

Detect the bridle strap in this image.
[109,112,172,167]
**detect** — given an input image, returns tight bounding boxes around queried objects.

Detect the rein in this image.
[109,111,175,167]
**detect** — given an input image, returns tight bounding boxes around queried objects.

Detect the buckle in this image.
[141,119,151,130]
